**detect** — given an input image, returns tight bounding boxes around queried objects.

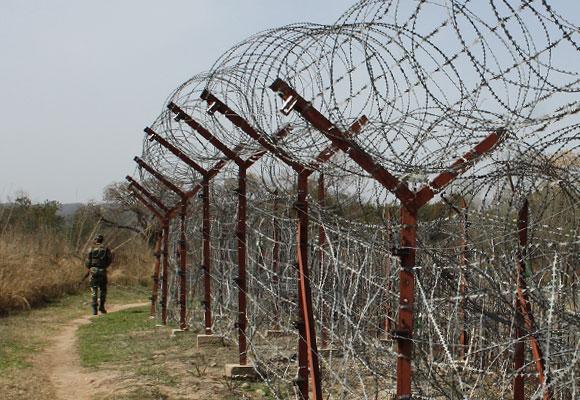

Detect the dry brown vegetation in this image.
[0,233,152,315]
[0,231,81,314]
[0,194,154,316]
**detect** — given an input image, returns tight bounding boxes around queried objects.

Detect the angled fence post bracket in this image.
[270,77,506,399]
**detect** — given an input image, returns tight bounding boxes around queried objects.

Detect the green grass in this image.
[77,301,205,367]
[0,285,148,400]
[0,286,148,372]
[76,303,194,387]
[0,292,87,372]
[0,339,35,370]
[78,306,155,367]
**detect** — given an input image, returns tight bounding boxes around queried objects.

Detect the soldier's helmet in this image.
[94,234,104,244]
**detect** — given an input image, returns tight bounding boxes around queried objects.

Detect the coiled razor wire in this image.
[128,1,579,398]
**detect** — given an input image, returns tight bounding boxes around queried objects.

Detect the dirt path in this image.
[36,302,149,400]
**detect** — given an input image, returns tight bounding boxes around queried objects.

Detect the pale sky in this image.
[0,0,354,203]
[1,1,577,204]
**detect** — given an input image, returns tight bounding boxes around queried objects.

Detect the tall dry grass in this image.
[0,231,80,314]
[0,229,153,316]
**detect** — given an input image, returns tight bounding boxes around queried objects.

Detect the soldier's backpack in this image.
[88,246,111,268]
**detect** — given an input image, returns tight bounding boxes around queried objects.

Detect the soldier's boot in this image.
[99,285,107,314]
[92,305,98,315]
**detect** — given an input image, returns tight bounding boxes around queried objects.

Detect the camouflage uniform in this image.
[85,241,113,315]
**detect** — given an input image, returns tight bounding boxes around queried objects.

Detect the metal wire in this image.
[131,1,578,398]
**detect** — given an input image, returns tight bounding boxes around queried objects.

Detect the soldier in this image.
[85,234,113,315]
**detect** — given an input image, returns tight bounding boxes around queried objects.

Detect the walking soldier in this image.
[85,234,113,315]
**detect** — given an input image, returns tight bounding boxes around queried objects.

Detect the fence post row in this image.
[126,185,163,317]
[146,127,224,334]
[168,103,246,336]
[200,90,310,400]
[167,102,290,365]
[126,175,171,325]
[200,89,367,400]
[144,118,292,338]
[270,77,506,399]
[127,82,539,400]
[133,156,190,331]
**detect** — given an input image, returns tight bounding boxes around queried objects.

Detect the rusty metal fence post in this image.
[161,219,169,324]
[151,228,162,317]
[272,191,282,330]
[199,90,367,400]
[178,199,188,330]
[295,171,312,399]
[236,167,248,364]
[201,177,212,334]
[133,156,189,330]
[514,199,551,400]
[168,102,291,363]
[270,77,506,399]
[126,176,171,325]
[200,91,314,399]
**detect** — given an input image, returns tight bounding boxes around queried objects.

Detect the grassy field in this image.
[77,306,277,400]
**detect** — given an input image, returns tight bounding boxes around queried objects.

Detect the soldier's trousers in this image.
[89,272,107,309]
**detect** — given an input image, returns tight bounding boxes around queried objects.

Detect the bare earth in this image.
[35,303,149,400]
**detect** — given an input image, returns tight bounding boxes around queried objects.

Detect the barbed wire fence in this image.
[124,1,578,399]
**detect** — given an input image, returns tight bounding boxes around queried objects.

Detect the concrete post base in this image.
[224,363,258,380]
[196,334,224,347]
[171,328,190,337]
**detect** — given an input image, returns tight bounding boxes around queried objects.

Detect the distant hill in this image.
[57,203,84,217]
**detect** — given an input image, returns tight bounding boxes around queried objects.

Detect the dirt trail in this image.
[36,302,149,400]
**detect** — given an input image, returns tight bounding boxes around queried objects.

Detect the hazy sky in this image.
[1,1,577,204]
[0,0,354,203]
